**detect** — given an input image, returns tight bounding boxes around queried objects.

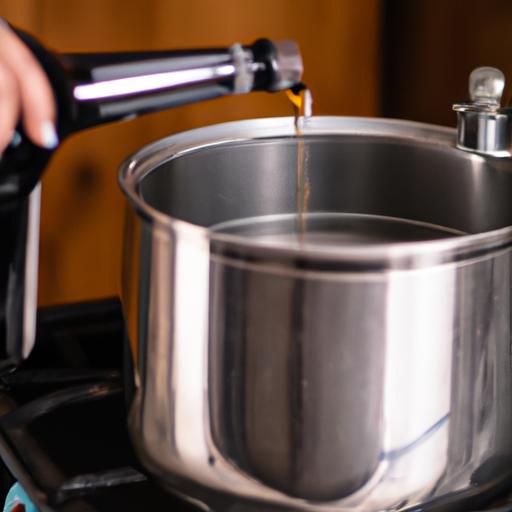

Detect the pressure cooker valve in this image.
[453,66,512,157]
[469,66,505,105]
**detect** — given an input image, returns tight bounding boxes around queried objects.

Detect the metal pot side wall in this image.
[123,214,512,511]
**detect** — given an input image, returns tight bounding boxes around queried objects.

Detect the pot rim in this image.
[118,115,512,271]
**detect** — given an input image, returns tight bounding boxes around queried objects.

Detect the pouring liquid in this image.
[286,85,312,239]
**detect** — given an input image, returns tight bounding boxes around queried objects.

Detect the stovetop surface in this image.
[0,298,512,512]
[0,298,198,512]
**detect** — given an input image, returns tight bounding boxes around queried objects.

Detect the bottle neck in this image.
[53,38,302,134]
[56,47,253,132]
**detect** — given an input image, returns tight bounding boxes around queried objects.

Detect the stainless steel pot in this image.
[119,111,512,511]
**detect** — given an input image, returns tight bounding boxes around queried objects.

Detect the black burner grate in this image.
[0,298,198,512]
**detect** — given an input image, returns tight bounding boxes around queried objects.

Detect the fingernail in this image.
[10,130,22,148]
[40,121,59,149]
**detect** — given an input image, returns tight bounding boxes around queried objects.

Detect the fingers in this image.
[0,23,58,151]
[0,61,19,151]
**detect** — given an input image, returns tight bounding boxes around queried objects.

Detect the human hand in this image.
[0,21,58,153]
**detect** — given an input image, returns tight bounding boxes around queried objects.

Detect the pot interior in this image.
[139,133,512,239]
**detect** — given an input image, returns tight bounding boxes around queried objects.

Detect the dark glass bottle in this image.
[3,30,302,201]
[0,28,303,372]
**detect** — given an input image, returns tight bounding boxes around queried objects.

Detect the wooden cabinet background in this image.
[381,0,512,127]
[0,0,381,306]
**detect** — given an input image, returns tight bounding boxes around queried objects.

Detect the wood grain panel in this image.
[0,0,381,306]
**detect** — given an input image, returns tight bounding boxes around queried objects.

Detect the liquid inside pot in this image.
[209,212,466,248]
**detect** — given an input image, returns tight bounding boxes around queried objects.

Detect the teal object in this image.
[3,483,38,512]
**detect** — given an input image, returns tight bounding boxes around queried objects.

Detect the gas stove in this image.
[0,299,511,512]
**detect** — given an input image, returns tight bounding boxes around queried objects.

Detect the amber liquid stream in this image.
[286,86,312,240]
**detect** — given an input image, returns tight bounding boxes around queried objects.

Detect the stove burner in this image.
[0,298,510,512]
